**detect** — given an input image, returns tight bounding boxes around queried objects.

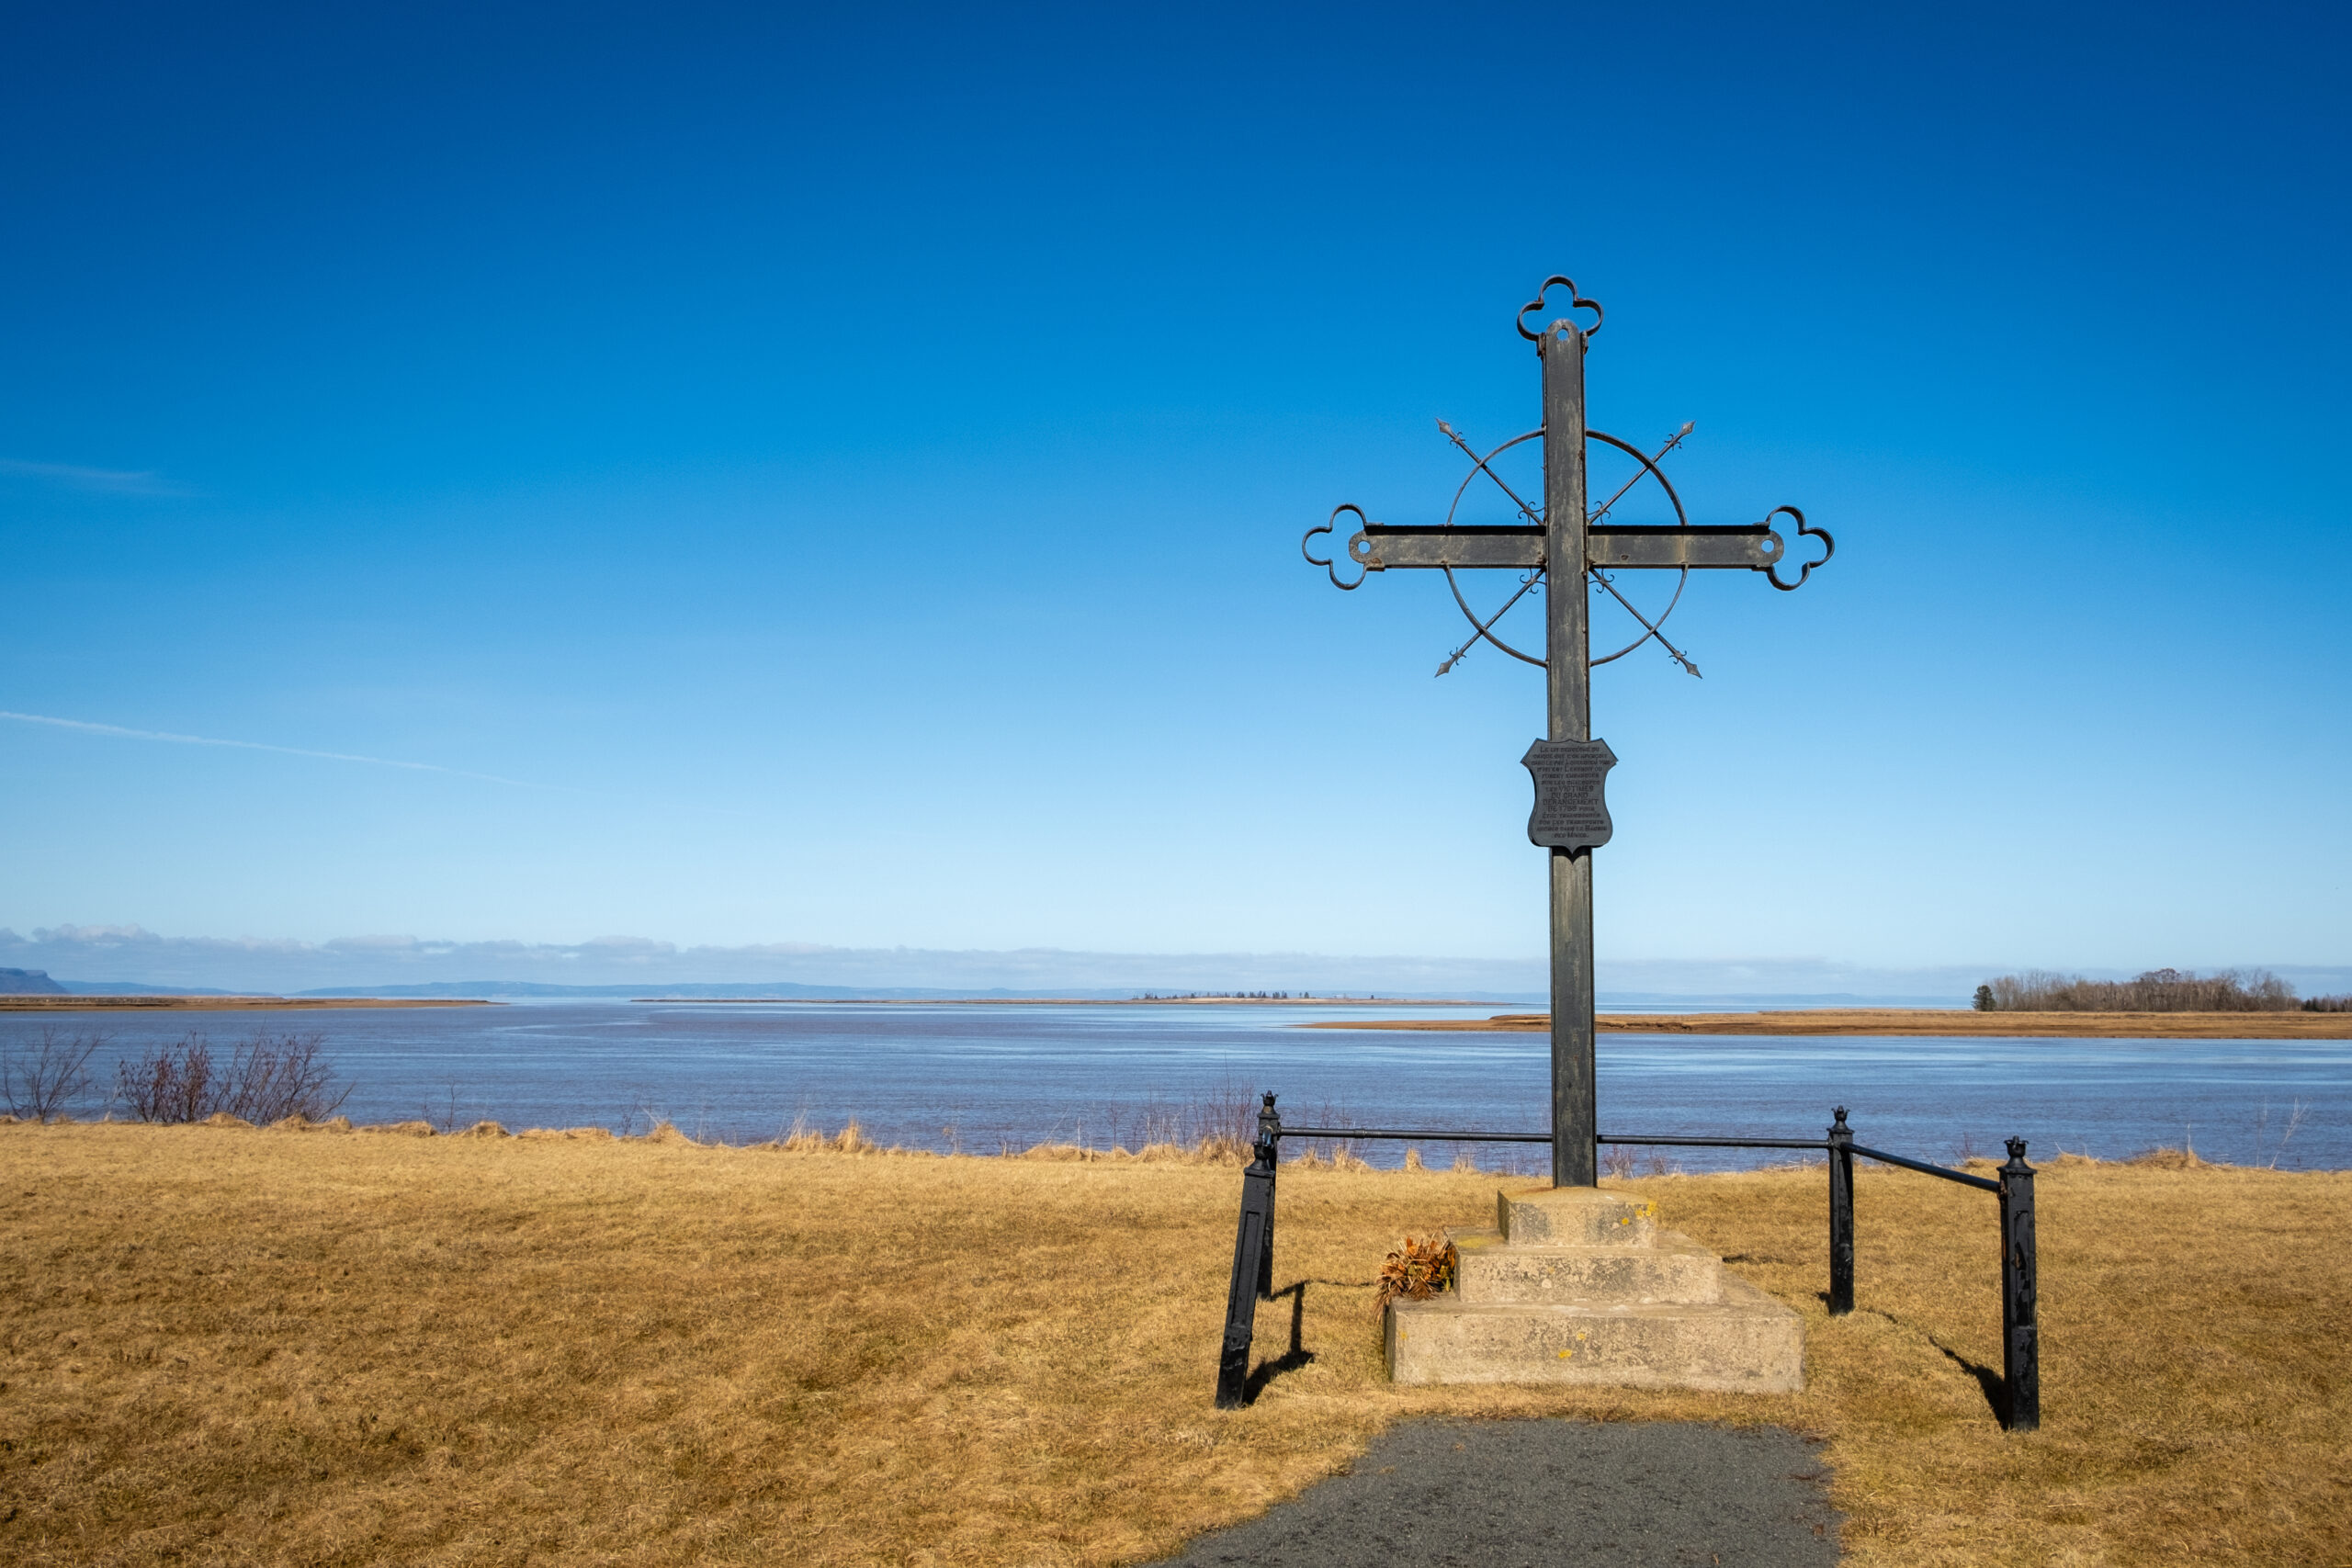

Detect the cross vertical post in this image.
[1542,321,1597,1188]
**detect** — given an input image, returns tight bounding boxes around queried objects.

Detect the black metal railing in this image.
[1216,1097,2039,1432]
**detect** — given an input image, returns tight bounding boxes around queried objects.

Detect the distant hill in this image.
[0,967,67,995]
[286,981,1517,1001]
[295,981,1161,999]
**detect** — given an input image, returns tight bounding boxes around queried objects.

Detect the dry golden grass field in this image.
[1,1121,2346,1566]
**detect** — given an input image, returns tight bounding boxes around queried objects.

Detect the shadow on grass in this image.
[1245,1281,1316,1401]
[1834,1305,2009,1425]
[1928,1336,2007,1423]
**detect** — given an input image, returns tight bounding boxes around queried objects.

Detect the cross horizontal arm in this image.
[1357,524,1544,570]
[1353,522,1786,572]
[1589,525,1786,570]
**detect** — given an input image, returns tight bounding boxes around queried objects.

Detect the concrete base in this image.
[1386,1188,1803,1393]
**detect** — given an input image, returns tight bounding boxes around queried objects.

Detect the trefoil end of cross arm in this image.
[1760,505,1835,592]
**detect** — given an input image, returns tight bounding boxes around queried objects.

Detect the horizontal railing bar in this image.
[1277,1129,1832,1151]
[1273,1127,1989,1188]
[1278,1126,1551,1143]
[1598,1134,1829,1150]
[1850,1144,2000,1192]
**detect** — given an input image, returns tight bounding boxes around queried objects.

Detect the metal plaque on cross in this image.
[1521,738,1616,852]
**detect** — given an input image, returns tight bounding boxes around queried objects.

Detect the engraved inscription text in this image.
[1521,738,1617,852]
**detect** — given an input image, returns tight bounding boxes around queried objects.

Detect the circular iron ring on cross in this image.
[1347,428,1699,671]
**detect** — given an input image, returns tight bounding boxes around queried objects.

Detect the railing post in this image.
[1826,1106,1855,1314]
[1999,1136,2040,1432]
[1215,1092,1281,1408]
[1255,1091,1281,1301]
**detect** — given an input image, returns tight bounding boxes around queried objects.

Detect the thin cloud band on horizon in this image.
[0,709,552,790]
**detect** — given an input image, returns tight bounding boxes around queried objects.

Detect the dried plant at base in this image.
[114,1031,351,1125]
[1372,1233,1457,1316]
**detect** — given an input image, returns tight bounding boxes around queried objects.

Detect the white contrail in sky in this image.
[0,709,549,789]
[0,457,190,497]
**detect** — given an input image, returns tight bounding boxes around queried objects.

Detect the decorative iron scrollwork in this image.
[1515,275,1603,343]
[1760,505,1834,591]
[1302,502,1369,590]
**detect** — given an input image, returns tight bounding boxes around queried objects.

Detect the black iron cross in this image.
[1303,276,1833,1188]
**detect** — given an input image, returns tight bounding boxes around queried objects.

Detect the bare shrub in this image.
[1082,1079,1278,1163]
[1184,1080,1263,1156]
[1980,967,2301,1013]
[422,1084,468,1134]
[776,1111,836,1153]
[2253,1100,2310,1169]
[118,1035,220,1122]
[2,1028,101,1122]
[115,1032,350,1124]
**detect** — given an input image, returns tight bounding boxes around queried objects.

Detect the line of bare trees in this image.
[116,1031,351,1123]
[1972,967,2347,1013]
[0,1029,350,1124]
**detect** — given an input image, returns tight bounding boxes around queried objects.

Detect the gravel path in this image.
[1165,1420,1840,1566]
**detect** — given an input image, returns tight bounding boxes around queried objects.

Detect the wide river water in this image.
[14,999,2346,1171]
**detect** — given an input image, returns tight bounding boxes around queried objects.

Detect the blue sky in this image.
[3,1,2346,986]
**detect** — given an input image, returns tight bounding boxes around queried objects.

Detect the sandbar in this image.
[1301,1007,2352,1039]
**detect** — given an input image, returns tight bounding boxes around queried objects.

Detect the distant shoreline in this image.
[0,996,498,1011]
[1302,1007,2352,1040]
[0,993,1474,1011]
[628,995,1486,1006]
[17,998,2343,1036]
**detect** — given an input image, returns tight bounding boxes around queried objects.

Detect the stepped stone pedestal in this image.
[1385,1189,1804,1393]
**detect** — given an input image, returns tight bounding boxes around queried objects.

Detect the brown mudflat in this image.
[0,995,492,1010]
[1303,1008,2352,1039]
